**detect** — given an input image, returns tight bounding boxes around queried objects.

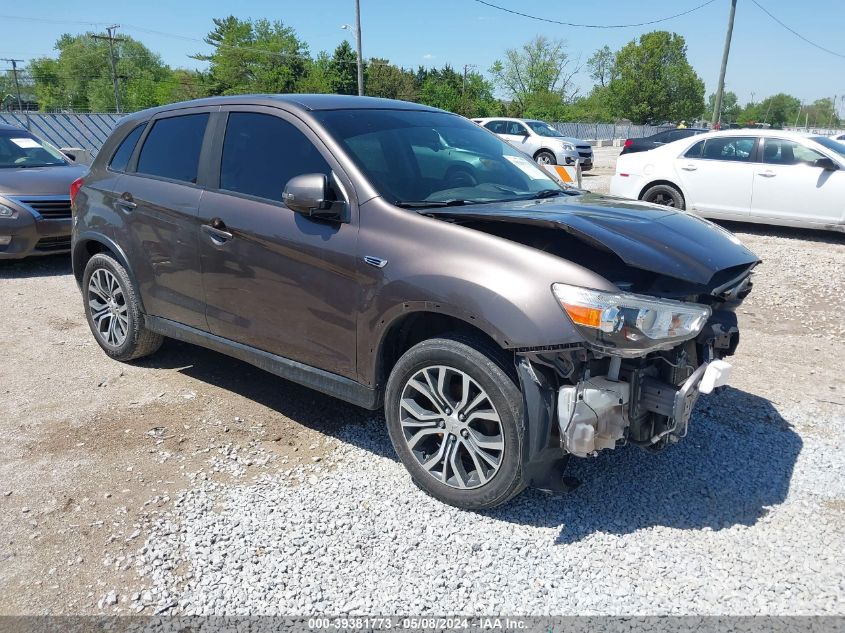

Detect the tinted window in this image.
[762,139,826,165]
[685,140,705,158]
[109,123,146,172]
[484,121,506,134]
[687,137,756,162]
[137,113,208,183]
[220,113,331,202]
[504,121,528,136]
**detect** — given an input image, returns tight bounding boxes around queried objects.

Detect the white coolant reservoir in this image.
[699,360,732,394]
[558,377,630,457]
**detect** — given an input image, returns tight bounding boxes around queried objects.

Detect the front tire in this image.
[82,253,163,362]
[385,335,526,509]
[534,150,557,165]
[641,183,686,209]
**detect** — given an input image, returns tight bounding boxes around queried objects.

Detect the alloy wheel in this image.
[650,192,676,207]
[87,268,129,347]
[398,365,505,489]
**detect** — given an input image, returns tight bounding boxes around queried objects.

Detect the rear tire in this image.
[641,183,685,210]
[82,253,163,362]
[385,334,526,510]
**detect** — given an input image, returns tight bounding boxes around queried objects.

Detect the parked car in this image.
[472,117,593,170]
[611,129,845,232]
[72,95,759,509]
[829,132,845,144]
[620,127,708,155]
[0,124,87,259]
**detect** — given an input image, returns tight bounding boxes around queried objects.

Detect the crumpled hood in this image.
[425,193,760,286]
[0,164,86,197]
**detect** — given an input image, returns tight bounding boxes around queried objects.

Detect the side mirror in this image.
[282,173,346,221]
[815,157,839,171]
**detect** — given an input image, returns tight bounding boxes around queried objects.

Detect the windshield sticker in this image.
[504,154,549,180]
[10,138,41,149]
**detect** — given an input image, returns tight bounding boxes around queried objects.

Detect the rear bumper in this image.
[609,174,643,199]
[0,209,71,259]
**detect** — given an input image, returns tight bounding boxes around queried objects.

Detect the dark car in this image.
[71,95,759,510]
[0,124,87,259]
[620,127,708,155]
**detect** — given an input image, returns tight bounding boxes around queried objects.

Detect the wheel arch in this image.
[72,233,145,311]
[372,309,514,394]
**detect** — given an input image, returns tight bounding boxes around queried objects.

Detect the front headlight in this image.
[552,283,711,356]
[560,142,575,152]
[0,203,16,218]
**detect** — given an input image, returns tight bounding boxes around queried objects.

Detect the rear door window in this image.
[136,113,209,183]
[109,123,146,172]
[686,137,756,162]
[219,112,331,202]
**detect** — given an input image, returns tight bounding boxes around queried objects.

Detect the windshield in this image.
[0,130,68,168]
[526,121,564,138]
[314,110,564,206]
[811,136,845,159]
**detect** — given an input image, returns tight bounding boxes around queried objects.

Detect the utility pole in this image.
[462,64,477,116]
[92,25,125,113]
[1,58,29,130]
[711,0,737,129]
[354,0,364,96]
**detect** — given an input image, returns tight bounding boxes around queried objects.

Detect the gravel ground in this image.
[1,148,844,616]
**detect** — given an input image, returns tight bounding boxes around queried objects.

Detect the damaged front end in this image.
[423,193,759,490]
[516,271,751,491]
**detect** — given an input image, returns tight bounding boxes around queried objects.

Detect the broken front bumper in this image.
[515,316,738,491]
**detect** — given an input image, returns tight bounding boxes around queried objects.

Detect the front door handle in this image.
[681,164,698,171]
[202,220,233,244]
[758,170,776,178]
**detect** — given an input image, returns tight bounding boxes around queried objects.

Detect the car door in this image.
[198,108,359,379]
[112,109,213,329]
[750,137,845,227]
[673,136,758,219]
[500,121,534,155]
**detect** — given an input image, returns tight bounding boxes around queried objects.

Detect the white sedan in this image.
[610,129,845,232]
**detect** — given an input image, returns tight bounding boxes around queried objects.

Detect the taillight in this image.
[70,177,84,205]
[623,139,633,148]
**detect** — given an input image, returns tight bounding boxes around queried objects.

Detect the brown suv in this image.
[72,95,759,509]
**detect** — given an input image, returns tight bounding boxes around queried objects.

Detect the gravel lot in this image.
[1,148,844,616]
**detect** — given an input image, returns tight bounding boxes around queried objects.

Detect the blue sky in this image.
[1,0,843,109]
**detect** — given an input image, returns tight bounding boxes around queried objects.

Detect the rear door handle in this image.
[681,164,698,171]
[201,221,233,244]
[115,193,136,211]
[758,171,776,178]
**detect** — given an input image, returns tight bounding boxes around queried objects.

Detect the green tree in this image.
[489,36,580,114]
[298,52,334,93]
[607,31,705,124]
[366,59,417,101]
[329,41,359,95]
[707,91,741,124]
[30,33,171,111]
[417,65,498,117]
[567,86,615,122]
[156,69,212,104]
[740,93,801,127]
[194,16,309,95]
[587,45,614,88]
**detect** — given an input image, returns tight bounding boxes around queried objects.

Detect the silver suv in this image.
[473,117,593,171]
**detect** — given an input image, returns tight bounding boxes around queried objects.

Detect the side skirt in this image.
[145,315,381,411]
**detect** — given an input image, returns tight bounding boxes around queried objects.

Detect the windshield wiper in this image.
[394,199,471,208]
[532,189,568,199]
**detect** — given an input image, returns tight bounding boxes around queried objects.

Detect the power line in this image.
[749,0,845,59]
[471,0,718,28]
[91,25,126,113]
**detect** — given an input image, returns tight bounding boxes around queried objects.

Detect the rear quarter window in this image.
[108,123,146,172]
